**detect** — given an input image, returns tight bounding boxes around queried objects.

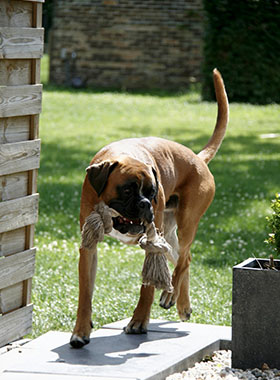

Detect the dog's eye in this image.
[123,187,132,196]
[144,186,156,199]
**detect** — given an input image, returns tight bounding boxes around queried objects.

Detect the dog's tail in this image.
[198,69,229,164]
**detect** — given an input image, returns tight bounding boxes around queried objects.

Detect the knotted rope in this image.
[139,222,173,292]
[81,202,113,249]
[81,202,173,292]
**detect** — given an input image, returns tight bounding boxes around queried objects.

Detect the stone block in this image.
[232,258,280,369]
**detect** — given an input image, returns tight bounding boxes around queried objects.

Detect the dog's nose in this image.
[138,198,154,223]
[139,198,150,209]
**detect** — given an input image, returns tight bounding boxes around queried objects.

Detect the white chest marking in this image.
[108,228,139,245]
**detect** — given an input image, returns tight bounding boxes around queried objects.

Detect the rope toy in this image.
[139,221,173,292]
[81,202,113,249]
[81,202,173,292]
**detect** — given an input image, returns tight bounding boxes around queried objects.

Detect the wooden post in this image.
[0,0,44,347]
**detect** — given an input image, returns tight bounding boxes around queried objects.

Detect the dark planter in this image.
[232,257,280,370]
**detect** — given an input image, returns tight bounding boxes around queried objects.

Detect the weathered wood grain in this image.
[24,0,45,3]
[31,59,41,84]
[0,0,43,348]
[0,59,31,86]
[0,27,44,59]
[30,114,39,139]
[0,282,23,314]
[0,84,42,118]
[22,278,32,307]
[0,116,30,144]
[28,169,38,195]
[0,304,33,347]
[0,139,40,176]
[0,193,39,234]
[0,248,36,289]
[0,227,26,257]
[0,1,33,28]
[32,2,43,28]
[0,172,28,201]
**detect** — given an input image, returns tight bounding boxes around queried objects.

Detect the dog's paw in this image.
[178,306,192,322]
[159,289,176,309]
[70,320,93,348]
[70,334,90,349]
[124,318,148,334]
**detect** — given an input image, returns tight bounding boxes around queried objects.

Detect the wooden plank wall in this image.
[0,0,44,347]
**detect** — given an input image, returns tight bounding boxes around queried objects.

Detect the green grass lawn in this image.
[31,56,280,338]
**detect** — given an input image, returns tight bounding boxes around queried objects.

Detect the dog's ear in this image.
[152,167,159,204]
[86,161,118,197]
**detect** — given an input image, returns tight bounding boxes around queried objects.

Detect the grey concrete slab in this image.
[104,318,231,338]
[104,319,232,351]
[0,374,123,380]
[1,320,231,380]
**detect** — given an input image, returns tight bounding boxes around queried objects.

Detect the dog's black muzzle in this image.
[109,197,154,235]
[138,198,154,224]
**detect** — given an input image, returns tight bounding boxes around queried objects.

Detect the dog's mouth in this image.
[112,215,145,235]
[114,215,143,226]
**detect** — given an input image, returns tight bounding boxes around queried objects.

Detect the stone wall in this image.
[49,0,204,90]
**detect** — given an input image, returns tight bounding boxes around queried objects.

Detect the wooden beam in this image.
[0,304,33,347]
[0,27,44,59]
[0,139,41,176]
[0,282,23,314]
[22,278,33,308]
[0,84,42,118]
[0,193,39,234]
[30,114,40,140]
[31,59,41,84]
[32,2,43,28]
[0,248,36,289]
[0,60,32,86]
[0,116,30,144]
[0,1,33,28]
[22,0,45,3]
[0,172,28,202]
[0,228,26,258]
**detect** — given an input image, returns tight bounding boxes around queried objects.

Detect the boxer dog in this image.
[70,69,229,348]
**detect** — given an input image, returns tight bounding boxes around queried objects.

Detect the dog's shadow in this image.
[52,321,190,367]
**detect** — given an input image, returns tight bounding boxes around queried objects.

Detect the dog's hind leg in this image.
[176,267,192,321]
[160,210,197,317]
[160,173,215,319]
[163,210,192,320]
[70,245,97,348]
[163,210,179,266]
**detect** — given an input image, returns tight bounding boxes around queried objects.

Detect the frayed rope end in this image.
[81,202,113,249]
[139,226,173,292]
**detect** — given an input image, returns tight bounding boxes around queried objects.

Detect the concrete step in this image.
[0,319,231,380]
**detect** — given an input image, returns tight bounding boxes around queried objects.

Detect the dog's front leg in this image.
[70,245,97,348]
[124,284,155,334]
[125,192,165,334]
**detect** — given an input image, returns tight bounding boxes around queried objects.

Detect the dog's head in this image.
[86,157,158,235]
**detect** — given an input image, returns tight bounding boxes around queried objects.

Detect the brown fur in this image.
[70,69,229,347]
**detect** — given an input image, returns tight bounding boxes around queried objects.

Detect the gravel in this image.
[166,351,280,380]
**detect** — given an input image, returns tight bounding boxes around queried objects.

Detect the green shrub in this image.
[265,193,280,255]
[202,0,280,104]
